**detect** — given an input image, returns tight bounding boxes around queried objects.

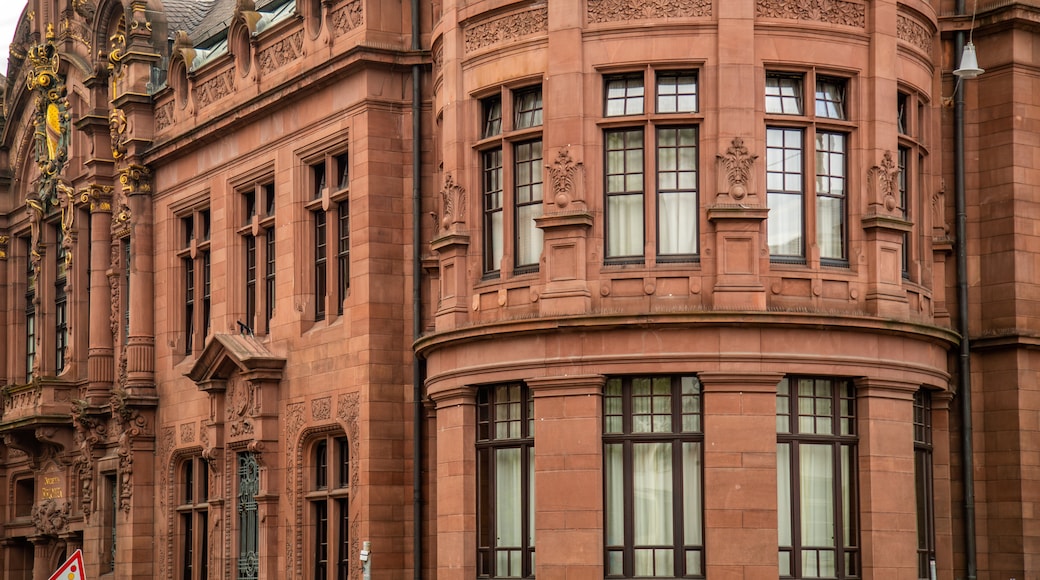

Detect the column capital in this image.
[853,377,920,400]
[429,384,476,408]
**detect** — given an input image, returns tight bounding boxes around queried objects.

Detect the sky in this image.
[0,1,26,75]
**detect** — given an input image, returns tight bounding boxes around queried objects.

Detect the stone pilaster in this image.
[429,386,477,580]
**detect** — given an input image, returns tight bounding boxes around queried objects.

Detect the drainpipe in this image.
[953,4,977,578]
[410,0,425,578]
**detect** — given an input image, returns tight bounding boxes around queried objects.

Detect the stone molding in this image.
[588,0,711,24]
[464,6,548,53]
[756,0,865,28]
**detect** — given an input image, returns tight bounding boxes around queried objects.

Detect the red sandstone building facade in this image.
[0,0,1033,579]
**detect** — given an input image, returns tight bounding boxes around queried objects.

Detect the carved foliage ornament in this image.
[896,14,932,53]
[588,0,711,24]
[465,6,548,53]
[867,150,900,214]
[258,31,303,75]
[112,387,148,512]
[70,399,108,515]
[717,137,759,202]
[547,147,583,208]
[31,498,71,535]
[756,0,865,28]
[331,0,364,34]
[439,174,466,232]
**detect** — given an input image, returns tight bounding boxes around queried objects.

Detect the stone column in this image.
[699,371,784,579]
[120,165,155,395]
[430,386,477,580]
[528,375,605,577]
[85,186,114,403]
[854,378,919,579]
[931,391,954,580]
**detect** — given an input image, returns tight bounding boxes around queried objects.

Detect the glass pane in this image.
[800,444,835,548]
[496,448,522,547]
[686,550,702,576]
[605,444,624,545]
[683,442,703,545]
[607,551,623,576]
[607,194,644,258]
[777,443,792,546]
[633,443,673,546]
[767,192,803,256]
[659,191,697,255]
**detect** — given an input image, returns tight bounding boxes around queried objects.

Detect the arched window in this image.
[308,434,350,580]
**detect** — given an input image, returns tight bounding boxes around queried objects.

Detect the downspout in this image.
[953,5,977,579]
[411,0,425,577]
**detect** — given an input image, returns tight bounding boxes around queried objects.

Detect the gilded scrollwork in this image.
[0,234,9,260]
[26,24,72,206]
[109,108,129,160]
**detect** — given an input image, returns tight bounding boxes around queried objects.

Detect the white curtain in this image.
[608,194,644,257]
[633,443,673,576]
[800,444,835,577]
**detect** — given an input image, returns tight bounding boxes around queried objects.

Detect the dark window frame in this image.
[178,456,210,580]
[238,180,277,335]
[305,150,350,322]
[914,390,935,580]
[776,376,859,580]
[307,434,351,580]
[177,207,212,355]
[603,375,705,579]
[477,383,535,579]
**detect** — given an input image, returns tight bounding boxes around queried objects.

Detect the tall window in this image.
[478,86,544,277]
[103,474,117,574]
[24,237,35,382]
[765,72,851,263]
[897,89,927,282]
[776,377,858,579]
[603,70,700,263]
[306,152,349,320]
[178,207,211,355]
[178,457,209,580]
[477,384,535,578]
[237,452,260,580]
[914,390,935,580]
[240,181,276,334]
[54,242,68,373]
[309,435,350,580]
[604,375,704,578]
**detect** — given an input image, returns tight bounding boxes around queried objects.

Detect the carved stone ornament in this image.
[227,375,256,438]
[195,70,235,109]
[258,30,303,75]
[896,14,932,53]
[119,163,151,194]
[331,0,365,34]
[26,25,72,206]
[81,183,114,213]
[155,100,174,132]
[755,0,866,28]
[717,137,759,202]
[439,174,467,232]
[547,147,584,209]
[0,234,8,260]
[588,0,711,24]
[465,6,548,53]
[70,399,108,515]
[867,150,900,214]
[112,388,148,512]
[31,498,71,535]
[109,108,129,159]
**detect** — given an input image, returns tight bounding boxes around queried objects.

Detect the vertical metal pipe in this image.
[953,5,978,577]
[410,0,425,578]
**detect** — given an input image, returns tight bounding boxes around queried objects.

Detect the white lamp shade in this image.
[954,42,984,79]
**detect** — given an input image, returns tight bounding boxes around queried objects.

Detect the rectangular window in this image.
[239,181,276,334]
[55,242,68,373]
[479,85,544,277]
[816,132,847,261]
[657,71,698,114]
[306,150,349,322]
[777,377,858,579]
[482,148,504,275]
[914,390,935,580]
[766,127,805,258]
[178,457,209,580]
[237,452,260,580]
[514,140,544,270]
[604,376,703,578]
[310,435,350,580]
[605,129,645,259]
[656,127,698,257]
[514,88,543,129]
[606,74,645,117]
[899,146,910,278]
[477,384,535,579]
[337,201,350,315]
[180,208,211,354]
[24,237,35,382]
[314,211,327,321]
[766,73,804,115]
[766,72,851,263]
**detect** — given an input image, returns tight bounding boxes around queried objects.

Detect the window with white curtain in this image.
[603,70,700,264]
[914,390,935,580]
[604,376,703,578]
[478,87,544,278]
[776,377,858,579]
[477,384,535,578]
[765,72,851,264]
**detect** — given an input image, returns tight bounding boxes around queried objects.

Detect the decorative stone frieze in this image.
[756,0,865,27]
[155,100,174,132]
[331,0,364,34]
[897,14,932,53]
[258,30,304,74]
[464,7,548,53]
[194,70,235,109]
[588,0,711,23]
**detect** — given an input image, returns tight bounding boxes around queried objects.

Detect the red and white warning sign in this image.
[48,549,86,580]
